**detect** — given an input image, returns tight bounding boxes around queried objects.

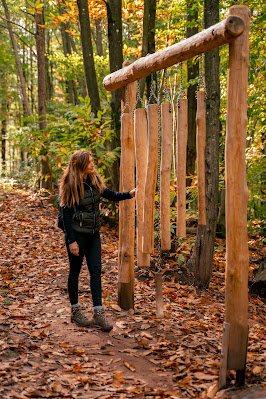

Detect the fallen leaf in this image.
[194,372,217,381]
[124,361,136,372]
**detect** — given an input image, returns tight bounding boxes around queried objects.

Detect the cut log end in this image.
[225,15,245,37]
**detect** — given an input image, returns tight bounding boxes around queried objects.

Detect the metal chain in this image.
[162,69,172,113]
[133,79,147,118]
[121,84,134,119]
[148,73,158,105]
[196,55,207,98]
[177,62,186,102]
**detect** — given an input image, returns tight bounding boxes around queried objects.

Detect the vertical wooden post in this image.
[118,75,136,310]
[196,90,206,226]
[142,104,159,254]
[160,102,172,251]
[155,272,164,318]
[219,322,230,388]
[224,5,250,372]
[176,98,188,237]
[134,108,150,267]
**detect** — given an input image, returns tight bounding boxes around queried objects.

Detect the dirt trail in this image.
[0,189,265,398]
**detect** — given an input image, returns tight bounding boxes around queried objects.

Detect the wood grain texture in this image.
[142,104,159,254]
[103,16,245,92]
[134,108,150,267]
[225,5,250,371]
[196,91,206,226]
[176,99,188,237]
[160,103,172,251]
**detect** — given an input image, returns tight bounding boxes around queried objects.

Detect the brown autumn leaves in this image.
[0,188,265,399]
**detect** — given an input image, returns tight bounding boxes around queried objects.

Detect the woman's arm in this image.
[101,187,135,201]
[61,206,76,244]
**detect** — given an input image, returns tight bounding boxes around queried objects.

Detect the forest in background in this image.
[0,0,265,239]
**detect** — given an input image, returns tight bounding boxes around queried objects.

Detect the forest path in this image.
[0,188,265,399]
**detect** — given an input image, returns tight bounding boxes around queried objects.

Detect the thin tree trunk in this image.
[1,0,31,116]
[139,0,149,99]
[59,4,78,104]
[77,0,101,114]
[45,29,53,101]
[66,25,87,99]
[95,18,103,56]
[35,10,52,190]
[106,0,123,191]
[187,0,220,288]
[1,82,7,174]
[186,8,199,184]
[146,0,157,101]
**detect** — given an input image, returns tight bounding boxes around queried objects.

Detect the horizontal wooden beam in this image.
[103,15,245,92]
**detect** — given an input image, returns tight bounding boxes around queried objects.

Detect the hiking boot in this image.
[91,308,113,332]
[71,305,91,327]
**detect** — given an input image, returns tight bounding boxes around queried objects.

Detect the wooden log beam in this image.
[225,5,250,371]
[103,15,245,92]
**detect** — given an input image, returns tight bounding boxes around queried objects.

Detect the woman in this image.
[59,150,135,332]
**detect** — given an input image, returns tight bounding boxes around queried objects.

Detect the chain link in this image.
[121,84,134,119]
[196,55,207,99]
[148,73,158,105]
[162,69,172,113]
[177,62,186,103]
[133,80,147,118]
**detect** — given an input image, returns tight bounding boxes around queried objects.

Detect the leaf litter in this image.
[0,189,265,398]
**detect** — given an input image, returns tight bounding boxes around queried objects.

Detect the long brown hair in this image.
[59,150,105,207]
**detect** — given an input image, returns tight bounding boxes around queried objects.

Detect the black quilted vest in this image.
[71,181,101,234]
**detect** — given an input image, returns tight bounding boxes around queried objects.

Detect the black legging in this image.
[65,232,102,307]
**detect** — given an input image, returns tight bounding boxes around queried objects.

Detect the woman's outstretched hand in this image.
[130,188,136,197]
[69,241,79,256]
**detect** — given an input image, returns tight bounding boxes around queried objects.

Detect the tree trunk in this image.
[1,0,31,116]
[187,0,220,288]
[1,82,7,174]
[65,21,87,99]
[146,0,157,101]
[35,10,52,190]
[59,4,78,105]
[106,0,123,191]
[45,29,53,101]
[139,0,149,99]
[95,18,103,56]
[77,0,101,115]
[186,8,199,184]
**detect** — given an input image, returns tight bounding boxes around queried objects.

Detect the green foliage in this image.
[246,142,266,221]
[11,97,119,186]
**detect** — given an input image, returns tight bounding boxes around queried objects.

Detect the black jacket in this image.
[61,178,132,244]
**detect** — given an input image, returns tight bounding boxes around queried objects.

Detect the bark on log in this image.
[219,322,230,388]
[134,108,150,267]
[118,76,136,270]
[118,112,135,309]
[176,99,188,237]
[225,5,250,371]
[103,16,245,92]
[160,102,172,251]
[196,91,206,225]
[142,104,159,254]
[155,272,164,318]
[118,76,136,310]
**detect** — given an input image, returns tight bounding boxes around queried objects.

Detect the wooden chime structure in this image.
[103,5,250,387]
